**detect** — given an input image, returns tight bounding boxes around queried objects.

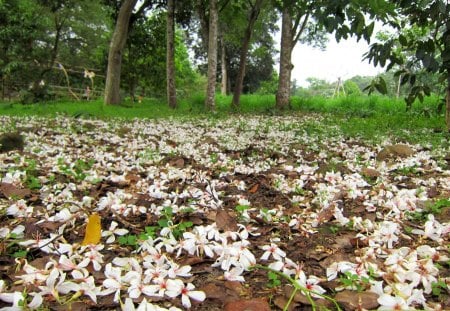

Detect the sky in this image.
[291,36,385,87]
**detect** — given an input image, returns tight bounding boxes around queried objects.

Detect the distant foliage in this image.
[344,80,362,96]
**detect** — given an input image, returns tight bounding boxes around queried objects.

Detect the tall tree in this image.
[220,36,228,95]
[276,5,294,109]
[275,0,392,109]
[166,0,177,108]
[0,0,111,101]
[276,1,320,109]
[231,0,265,108]
[104,0,138,105]
[205,0,219,110]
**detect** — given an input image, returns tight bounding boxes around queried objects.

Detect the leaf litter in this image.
[0,114,449,310]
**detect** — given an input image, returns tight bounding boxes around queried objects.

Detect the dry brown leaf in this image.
[224,298,271,311]
[0,182,31,199]
[248,184,259,193]
[273,295,299,311]
[201,283,224,299]
[215,209,238,232]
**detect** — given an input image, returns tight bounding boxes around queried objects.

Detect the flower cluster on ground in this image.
[0,114,448,310]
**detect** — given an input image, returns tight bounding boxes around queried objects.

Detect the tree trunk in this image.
[396,74,402,99]
[195,0,209,49]
[445,19,450,131]
[39,16,64,80]
[276,6,293,109]
[205,0,218,110]
[166,0,177,109]
[232,0,264,108]
[446,85,450,132]
[220,36,227,95]
[104,0,138,105]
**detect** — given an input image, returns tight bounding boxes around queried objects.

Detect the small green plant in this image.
[25,175,41,190]
[293,186,305,195]
[338,271,371,292]
[1,231,29,259]
[251,265,342,311]
[235,204,251,221]
[20,158,42,189]
[118,234,139,247]
[328,225,340,234]
[158,207,193,239]
[57,158,95,182]
[266,270,282,288]
[118,207,194,248]
[210,152,219,163]
[406,198,450,223]
[395,165,419,176]
[431,279,449,298]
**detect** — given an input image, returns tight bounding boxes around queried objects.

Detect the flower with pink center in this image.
[260,243,286,261]
[377,294,409,310]
[295,271,326,298]
[78,245,104,271]
[179,283,206,308]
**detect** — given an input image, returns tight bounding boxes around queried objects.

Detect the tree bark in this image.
[276,6,293,109]
[445,20,450,132]
[232,0,264,108]
[195,0,209,49]
[220,36,228,95]
[104,0,138,105]
[446,85,450,132]
[205,0,218,110]
[166,0,177,109]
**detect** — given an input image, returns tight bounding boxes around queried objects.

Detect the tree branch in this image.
[219,0,231,12]
[292,13,309,47]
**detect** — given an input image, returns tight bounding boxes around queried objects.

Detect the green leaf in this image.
[127,235,137,246]
[415,48,425,60]
[374,77,387,94]
[158,219,169,228]
[400,73,410,85]
[118,235,128,245]
[12,250,28,258]
[398,34,407,46]
[409,74,416,86]
[365,22,375,41]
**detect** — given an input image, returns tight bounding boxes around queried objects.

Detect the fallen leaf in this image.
[248,184,259,193]
[201,283,224,299]
[81,213,102,246]
[335,290,379,311]
[216,209,238,232]
[273,295,299,311]
[0,183,31,199]
[224,281,246,296]
[224,298,271,311]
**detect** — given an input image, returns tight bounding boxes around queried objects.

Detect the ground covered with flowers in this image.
[0,114,449,310]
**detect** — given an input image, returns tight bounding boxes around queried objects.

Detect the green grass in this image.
[0,93,447,147]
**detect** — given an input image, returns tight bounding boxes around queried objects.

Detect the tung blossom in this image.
[102,221,129,244]
[411,214,448,242]
[7,199,33,217]
[378,294,410,311]
[295,271,326,298]
[260,243,286,261]
[178,283,206,308]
